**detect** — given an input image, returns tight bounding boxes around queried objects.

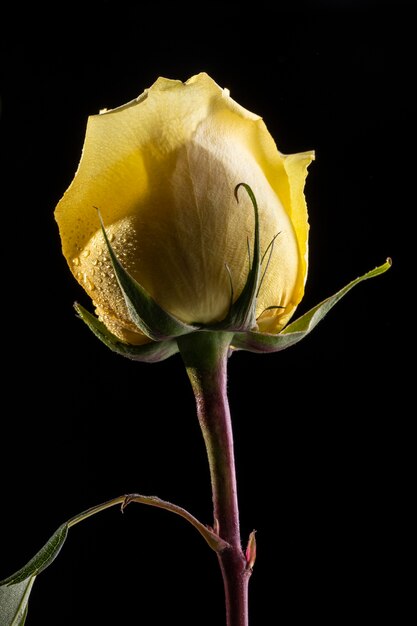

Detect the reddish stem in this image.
[178,331,251,626]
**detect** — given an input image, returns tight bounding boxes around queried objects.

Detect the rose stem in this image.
[178,331,251,626]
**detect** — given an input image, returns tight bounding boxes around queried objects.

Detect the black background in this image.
[0,2,410,624]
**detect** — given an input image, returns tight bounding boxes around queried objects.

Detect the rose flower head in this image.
[55,73,390,361]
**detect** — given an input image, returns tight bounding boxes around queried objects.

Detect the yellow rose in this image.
[55,72,314,346]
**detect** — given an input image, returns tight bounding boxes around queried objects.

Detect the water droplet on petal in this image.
[82,250,90,258]
[83,274,95,290]
[72,257,80,266]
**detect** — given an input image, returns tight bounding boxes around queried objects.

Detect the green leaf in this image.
[0,525,67,626]
[97,210,197,341]
[231,258,391,353]
[0,501,122,626]
[0,576,35,626]
[75,303,179,362]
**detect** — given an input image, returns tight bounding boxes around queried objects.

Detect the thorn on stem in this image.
[245,530,257,570]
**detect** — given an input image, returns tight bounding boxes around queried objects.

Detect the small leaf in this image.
[97,210,196,341]
[231,258,391,352]
[75,303,179,362]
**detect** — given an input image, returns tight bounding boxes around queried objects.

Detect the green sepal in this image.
[75,303,179,362]
[212,183,261,332]
[231,258,391,353]
[98,210,197,341]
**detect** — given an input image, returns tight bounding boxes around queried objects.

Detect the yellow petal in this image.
[256,150,314,333]
[282,150,315,285]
